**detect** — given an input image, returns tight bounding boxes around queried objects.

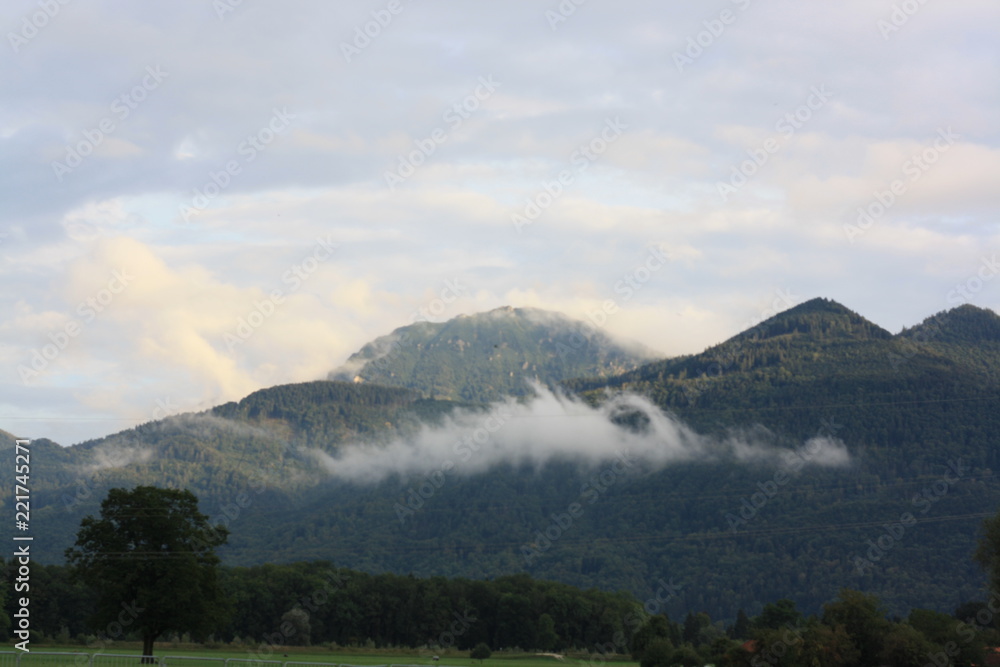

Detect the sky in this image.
[1,0,998,447]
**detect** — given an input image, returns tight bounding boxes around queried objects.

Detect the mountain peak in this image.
[328,307,658,402]
[784,297,854,316]
[898,303,1000,344]
[730,297,892,344]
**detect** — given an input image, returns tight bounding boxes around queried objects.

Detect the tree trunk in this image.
[142,633,156,663]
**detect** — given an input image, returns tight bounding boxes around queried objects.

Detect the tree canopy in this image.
[65,486,229,658]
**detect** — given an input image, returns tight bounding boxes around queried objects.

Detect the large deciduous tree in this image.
[65,486,230,660]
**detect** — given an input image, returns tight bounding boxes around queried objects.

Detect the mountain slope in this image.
[234,300,1000,619]
[328,306,659,402]
[1,381,471,567]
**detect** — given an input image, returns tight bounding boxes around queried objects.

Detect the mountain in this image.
[327,306,659,402]
[729,297,892,343]
[7,298,1000,623]
[276,298,1000,617]
[899,304,1000,345]
[567,298,1000,425]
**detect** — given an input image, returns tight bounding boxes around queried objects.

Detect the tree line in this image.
[7,474,1000,667]
[2,557,640,651]
[5,555,1000,667]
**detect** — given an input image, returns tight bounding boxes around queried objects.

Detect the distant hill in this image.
[327,306,660,401]
[899,303,1000,344]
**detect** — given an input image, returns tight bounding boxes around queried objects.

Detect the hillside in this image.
[7,299,1000,622]
[327,306,659,401]
[0,382,470,566]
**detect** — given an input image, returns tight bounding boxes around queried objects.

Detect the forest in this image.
[3,557,1000,667]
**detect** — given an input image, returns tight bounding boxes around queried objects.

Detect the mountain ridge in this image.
[5,298,1000,621]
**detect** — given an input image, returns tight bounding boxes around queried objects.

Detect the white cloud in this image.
[306,384,851,483]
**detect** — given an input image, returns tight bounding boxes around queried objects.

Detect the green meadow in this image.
[3,646,634,667]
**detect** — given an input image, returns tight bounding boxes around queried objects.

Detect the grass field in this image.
[3,646,635,667]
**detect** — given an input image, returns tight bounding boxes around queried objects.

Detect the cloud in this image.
[305,384,850,484]
[79,442,153,476]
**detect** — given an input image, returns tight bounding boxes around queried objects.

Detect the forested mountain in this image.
[900,303,1000,344]
[327,306,658,401]
[6,298,1000,624]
